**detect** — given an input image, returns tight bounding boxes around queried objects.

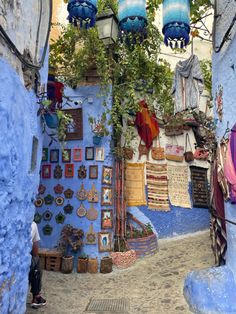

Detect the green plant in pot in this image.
[88,112,109,145]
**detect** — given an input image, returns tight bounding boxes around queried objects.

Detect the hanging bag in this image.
[165,137,184,162]
[138,139,149,160]
[184,133,194,162]
[151,137,165,160]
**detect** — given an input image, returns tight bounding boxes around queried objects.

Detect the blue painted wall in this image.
[0,58,46,313]
[184,13,236,314]
[37,85,113,261]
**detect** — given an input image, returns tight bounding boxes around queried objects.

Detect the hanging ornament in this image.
[78,165,87,179]
[43,224,53,236]
[86,223,97,244]
[86,203,98,221]
[54,184,64,194]
[55,196,65,206]
[44,194,54,205]
[162,0,190,49]
[55,212,66,224]
[54,165,63,179]
[34,198,44,208]
[67,0,98,29]
[38,184,46,195]
[43,210,53,221]
[76,183,87,201]
[118,0,148,42]
[87,183,99,203]
[34,212,42,224]
[64,188,74,199]
[77,202,87,217]
[63,203,74,215]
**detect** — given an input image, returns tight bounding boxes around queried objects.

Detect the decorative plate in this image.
[54,165,63,179]
[76,183,87,201]
[86,204,98,221]
[34,198,44,207]
[78,165,87,179]
[77,202,87,217]
[55,212,66,224]
[38,184,46,195]
[87,183,99,203]
[63,203,74,214]
[43,224,53,236]
[54,184,64,194]
[44,194,54,205]
[86,223,97,244]
[43,210,53,221]
[55,196,64,206]
[34,212,42,224]
[64,188,74,199]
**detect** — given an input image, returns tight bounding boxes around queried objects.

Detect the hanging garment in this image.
[224,133,236,203]
[217,140,230,201]
[135,100,159,149]
[172,54,204,114]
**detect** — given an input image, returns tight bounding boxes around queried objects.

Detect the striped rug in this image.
[146,162,170,211]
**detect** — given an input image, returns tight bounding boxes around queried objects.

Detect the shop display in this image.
[54,165,63,179]
[85,223,97,244]
[95,147,105,161]
[43,210,53,221]
[64,188,74,199]
[65,164,74,178]
[146,162,170,211]
[63,203,74,215]
[54,183,64,194]
[98,232,112,252]
[151,137,165,160]
[85,147,94,160]
[62,149,71,163]
[89,165,98,179]
[43,224,53,236]
[190,166,209,208]
[42,164,51,179]
[55,196,64,206]
[167,165,191,208]
[77,202,87,217]
[86,204,98,221]
[184,133,194,162]
[101,209,113,229]
[87,183,99,203]
[78,165,87,179]
[55,212,66,224]
[101,187,113,206]
[125,163,146,206]
[50,149,59,163]
[38,184,46,195]
[34,212,42,224]
[102,166,113,185]
[34,198,44,207]
[76,183,87,200]
[165,142,184,162]
[44,194,54,205]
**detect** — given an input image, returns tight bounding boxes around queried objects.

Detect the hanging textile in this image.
[146,162,170,211]
[224,131,236,203]
[190,166,209,208]
[172,54,204,114]
[125,163,146,206]
[167,165,191,208]
[135,100,160,149]
[211,160,227,266]
[217,140,230,201]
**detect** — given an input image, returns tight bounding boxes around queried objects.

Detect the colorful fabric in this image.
[225,131,236,203]
[190,166,209,208]
[217,141,230,201]
[135,100,159,149]
[146,162,170,211]
[125,163,146,206]
[167,165,191,208]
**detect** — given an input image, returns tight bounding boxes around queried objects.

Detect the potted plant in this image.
[57,224,84,274]
[88,112,109,145]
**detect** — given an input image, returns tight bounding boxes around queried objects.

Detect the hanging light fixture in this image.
[118,0,148,42]
[162,0,190,49]
[96,8,119,45]
[67,0,98,29]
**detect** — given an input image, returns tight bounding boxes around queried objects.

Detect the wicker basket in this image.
[100,257,112,274]
[77,258,88,273]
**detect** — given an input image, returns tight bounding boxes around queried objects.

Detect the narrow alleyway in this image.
[26,231,214,314]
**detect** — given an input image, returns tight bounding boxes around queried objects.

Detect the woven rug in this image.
[167,165,191,208]
[190,166,209,208]
[146,162,170,211]
[125,163,146,206]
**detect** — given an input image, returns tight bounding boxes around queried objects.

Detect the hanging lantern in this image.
[118,0,147,41]
[67,0,98,29]
[162,0,190,49]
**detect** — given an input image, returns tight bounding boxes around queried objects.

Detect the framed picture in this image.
[50,149,59,163]
[101,210,113,229]
[89,165,98,179]
[64,108,83,141]
[62,149,71,163]
[95,147,105,161]
[101,187,113,206]
[102,166,113,185]
[42,148,48,162]
[98,232,112,252]
[65,164,74,178]
[73,148,82,161]
[85,147,94,160]
[42,164,51,179]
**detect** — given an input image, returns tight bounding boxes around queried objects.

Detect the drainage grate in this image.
[85,298,130,313]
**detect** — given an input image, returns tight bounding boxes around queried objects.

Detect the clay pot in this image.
[61,256,74,274]
[77,258,88,273]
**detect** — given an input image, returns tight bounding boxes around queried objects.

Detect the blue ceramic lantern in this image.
[162,0,190,49]
[67,0,98,29]
[118,0,147,40]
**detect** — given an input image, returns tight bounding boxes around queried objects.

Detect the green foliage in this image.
[97,0,118,15]
[200,59,212,95]
[88,112,109,137]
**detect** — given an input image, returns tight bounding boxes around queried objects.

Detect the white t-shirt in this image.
[31,221,40,243]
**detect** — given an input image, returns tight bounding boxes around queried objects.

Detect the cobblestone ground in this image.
[26,231,214,314]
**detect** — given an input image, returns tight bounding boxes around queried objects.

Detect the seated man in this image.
[29,221,46,308]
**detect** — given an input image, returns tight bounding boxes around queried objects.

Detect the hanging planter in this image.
[93,135,102,145]
[118,0,147,42]
[43,112,59,129]
[67,0,98,29]
[162,0,190,49]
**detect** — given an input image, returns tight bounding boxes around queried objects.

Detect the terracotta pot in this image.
[77,258,88,273]
[61,256,74,274]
